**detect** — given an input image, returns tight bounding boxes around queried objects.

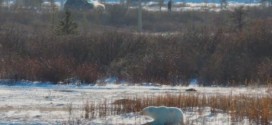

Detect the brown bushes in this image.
[0,7,271,85]
[0,26,271,84]
[0,57,101,83]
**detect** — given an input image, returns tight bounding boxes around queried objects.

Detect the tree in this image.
[159,0,163,12]
[220,0,227,9]
[55,11,78,35]
[231,6,246,32]
[0,0,3,9]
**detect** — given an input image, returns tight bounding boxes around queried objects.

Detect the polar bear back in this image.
[143,106,185,125]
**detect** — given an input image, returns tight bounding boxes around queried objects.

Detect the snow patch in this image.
[189,79,199,87]
[91,113,153,125]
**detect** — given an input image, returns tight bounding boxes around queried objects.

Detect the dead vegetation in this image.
[0,5,271,85]
[82,93,272,124]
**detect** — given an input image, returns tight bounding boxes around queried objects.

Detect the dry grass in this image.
[83,93,272,124]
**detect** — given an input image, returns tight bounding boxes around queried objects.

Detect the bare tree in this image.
[0,0,3,9]
[220,0,227,9]
[159,0,163,12]
[138,0,142,32]
[60,0,65,10]
[126,0,131,8]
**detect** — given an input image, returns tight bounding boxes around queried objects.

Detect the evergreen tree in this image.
[55,11,78,35]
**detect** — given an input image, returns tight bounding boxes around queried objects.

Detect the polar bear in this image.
[142,106,185,125]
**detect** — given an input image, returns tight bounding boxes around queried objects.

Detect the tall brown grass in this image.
[83,93,272,124]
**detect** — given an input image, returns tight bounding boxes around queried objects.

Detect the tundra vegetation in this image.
[0,2,272,125]
[0,4,271,85]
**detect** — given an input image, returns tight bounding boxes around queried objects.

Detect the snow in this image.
[0,80,270,124]
[189,79,199,88]
[135,2,261,12]
[185,107,230,125]
[90,113,153,125]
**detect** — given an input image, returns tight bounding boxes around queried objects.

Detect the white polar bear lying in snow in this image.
[142,106,185,125]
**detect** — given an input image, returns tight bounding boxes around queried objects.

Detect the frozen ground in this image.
[0,80,270,124]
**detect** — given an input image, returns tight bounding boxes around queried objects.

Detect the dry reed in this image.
[83,93,272,124]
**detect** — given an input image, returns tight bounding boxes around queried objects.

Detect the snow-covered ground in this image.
[0,80,270,124]
[139,2,261,12]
